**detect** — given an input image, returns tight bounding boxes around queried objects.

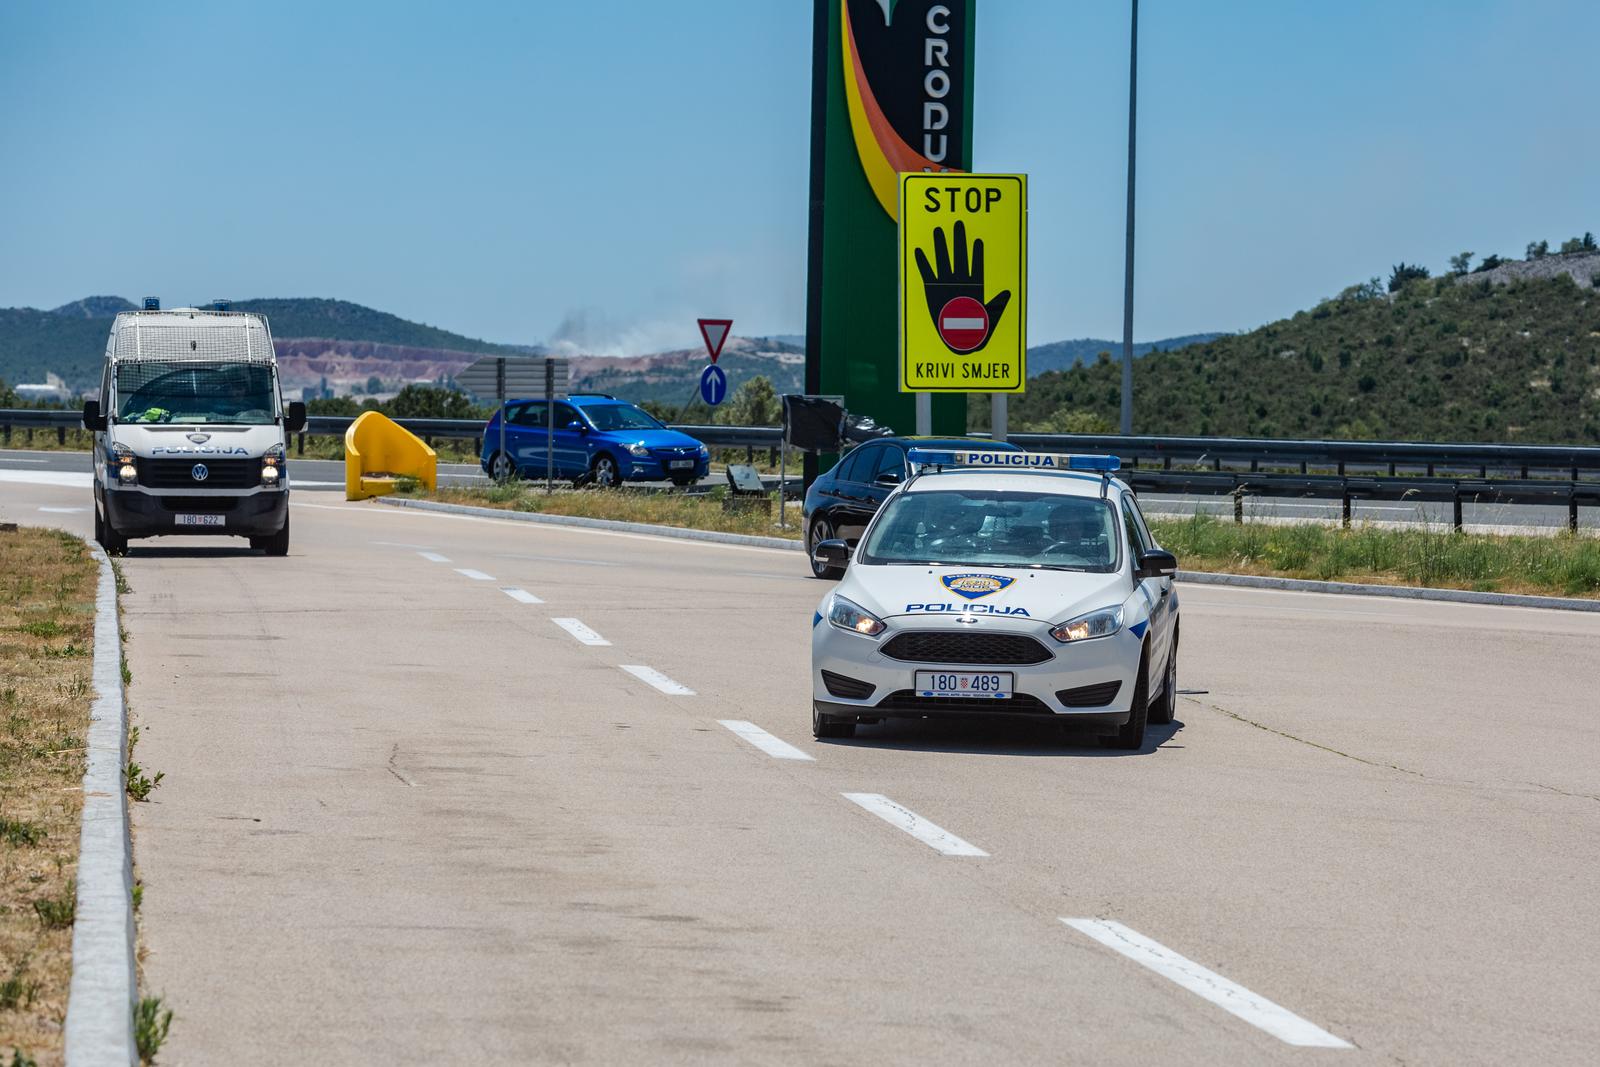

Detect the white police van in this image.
[81,301,306,555]
[809,449,1179,748]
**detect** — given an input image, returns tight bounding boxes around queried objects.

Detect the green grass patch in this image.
[427,484,804,540]
[1150,513,1600,598]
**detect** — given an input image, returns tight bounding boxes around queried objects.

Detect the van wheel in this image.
[251,515,290,556]
[98,509,128,556]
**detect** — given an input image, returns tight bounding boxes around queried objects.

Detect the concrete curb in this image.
[377,496,805,552]
[1175,569,1600,613]
[64,545,138,1065]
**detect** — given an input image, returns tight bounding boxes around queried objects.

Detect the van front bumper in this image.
[101,486,288,538]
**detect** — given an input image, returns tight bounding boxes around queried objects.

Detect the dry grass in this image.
[424,483,805,540]
[0,527,99,1066]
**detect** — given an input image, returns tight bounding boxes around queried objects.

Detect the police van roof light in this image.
[143,297,160,311]
[904,448,1121,472]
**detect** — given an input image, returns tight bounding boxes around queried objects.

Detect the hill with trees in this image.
[1002,247,1600,443]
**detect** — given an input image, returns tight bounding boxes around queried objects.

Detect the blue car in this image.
[480,394,710,487]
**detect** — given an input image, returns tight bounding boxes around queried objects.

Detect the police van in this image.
[81,301,306,555]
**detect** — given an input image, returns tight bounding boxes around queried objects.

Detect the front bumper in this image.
[622,455,710,481]
[100,485,288,537]
[811,614,1141,724]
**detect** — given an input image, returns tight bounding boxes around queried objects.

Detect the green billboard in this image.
[804,0,978,467]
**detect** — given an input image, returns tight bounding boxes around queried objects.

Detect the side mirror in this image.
[82,400,107,431]
[1136,549,1178,580]
[566,420,586,433]
[812,538,852,569]
[284,401,307,433]
[873,469,903,486]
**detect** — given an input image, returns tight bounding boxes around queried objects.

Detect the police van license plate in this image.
[668,459,695,469]
[175,514,225,527]
[914,671,1012,699]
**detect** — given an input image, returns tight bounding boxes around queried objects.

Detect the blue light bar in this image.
[905,448,1121,472]
[142,297,160,311]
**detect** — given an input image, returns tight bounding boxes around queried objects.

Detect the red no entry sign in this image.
[936,296,988,353]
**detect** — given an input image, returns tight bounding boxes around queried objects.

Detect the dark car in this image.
[480,394,709,487]
[801,436,1022,578]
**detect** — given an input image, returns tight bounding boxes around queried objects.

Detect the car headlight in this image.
[827,594,885,637]
[696,444,709,458]
[626,443,651,458]
[1050,605,1124,643]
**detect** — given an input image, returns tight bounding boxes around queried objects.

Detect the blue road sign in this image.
[699,364,728,407]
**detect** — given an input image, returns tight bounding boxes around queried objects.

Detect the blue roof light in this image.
[143,297,160,311]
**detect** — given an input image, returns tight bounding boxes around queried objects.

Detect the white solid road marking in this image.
[552,617,611,646]
[454,568,495,581]
[38,506,87,513]
[942,316,985,330]
[3,457,51,464]
[500,587,544,604]
[418,551,451,563]
[842,793,988,856]
[619,665,694,695]
[717,720,814,761]
[1059,919,1352,1048]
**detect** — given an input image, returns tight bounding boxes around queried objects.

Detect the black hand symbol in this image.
[914,220,1012,353]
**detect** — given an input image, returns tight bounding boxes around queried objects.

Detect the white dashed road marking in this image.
[454,568,495,581]
[500,587,544,604]
[417,551,451,563]
[1059,919,1352,1048]
[552,618,611,646]
[717,720,814,761]
[842,793,988,856]
[38,506,87,513]
[619,665,694,695]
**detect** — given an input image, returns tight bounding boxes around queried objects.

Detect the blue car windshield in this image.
[859,489,1120,572]
[584,404,664,432]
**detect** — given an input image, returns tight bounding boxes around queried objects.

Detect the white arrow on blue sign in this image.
[699,364,728,407]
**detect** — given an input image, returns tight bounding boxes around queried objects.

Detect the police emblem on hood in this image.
[187,433,211,444]
[940,573,1013,600]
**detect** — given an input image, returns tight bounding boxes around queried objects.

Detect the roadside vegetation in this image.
[1150,513,1600,598]
[0,527,99,1065]
[416,482,804,540]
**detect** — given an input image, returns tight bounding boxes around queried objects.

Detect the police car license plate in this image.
[914,671,1012,699]
[175,514,225,527]
[668,459,695,469]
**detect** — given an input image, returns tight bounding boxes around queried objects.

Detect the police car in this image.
[809,450,1179,749]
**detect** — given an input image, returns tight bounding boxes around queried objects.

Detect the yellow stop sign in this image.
[899,173,1027,393]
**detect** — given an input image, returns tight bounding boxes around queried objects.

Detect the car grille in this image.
[140,458,258,489]
[881,631,1053,665]
[874,691,1052,714]
[821,670,875,700]
[1056,681,1123,707]
[158,496,240,513]
[650,446,699,458]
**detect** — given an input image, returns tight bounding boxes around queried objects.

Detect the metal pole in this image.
[1119,0,1138,436]
[544,358,555,494]
[496,357,507,481]
[915,392,931,435]
[990,394,1007,443]
[778,439,788,529]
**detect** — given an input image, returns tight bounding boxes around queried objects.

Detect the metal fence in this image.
[6,408,1599,529]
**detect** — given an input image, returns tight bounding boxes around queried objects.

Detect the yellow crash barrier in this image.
[344,410,438,500]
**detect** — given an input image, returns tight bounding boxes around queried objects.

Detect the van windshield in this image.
[115,362,278,425]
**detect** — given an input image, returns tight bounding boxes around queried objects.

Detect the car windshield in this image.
[858,488,1120,572]
[115,361,278,425]
[583,403,664,432]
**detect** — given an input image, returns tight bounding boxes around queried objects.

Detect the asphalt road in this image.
[4,474,1598,1064]
[4,448,1595,529]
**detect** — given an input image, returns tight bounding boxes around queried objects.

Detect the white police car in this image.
[809,450,1179,748]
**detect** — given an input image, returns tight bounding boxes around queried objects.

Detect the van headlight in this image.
[261,444,284,485]
[827,594,885,637]
[626,443,651,458]
[111,444,138,484]
[1050,606,1124,643]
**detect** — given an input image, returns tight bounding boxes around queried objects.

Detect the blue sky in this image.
[2,1,1595,353]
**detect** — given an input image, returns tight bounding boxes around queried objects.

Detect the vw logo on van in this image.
[191,464,209,482]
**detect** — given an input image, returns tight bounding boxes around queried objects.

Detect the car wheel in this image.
[1148,633,1178,726]
[808,515,844,580]
[591,453,620,488]
[488,451,517,481]
[251,515,290,556]
[1102,644,1149,750]
[812,702,856,740]
[669,473,696,488]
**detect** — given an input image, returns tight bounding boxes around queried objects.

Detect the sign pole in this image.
[544,358,555,494]
[991,394,1007,442]
[915,393,931,435]
[1120,0,1139,435]
[496,357,507,481]
[778,438,788,529]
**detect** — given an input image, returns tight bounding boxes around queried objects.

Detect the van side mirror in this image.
[82,400,107,431]
[284,401,307,433]
[812,539,852,569]
[1136,549,1178,580]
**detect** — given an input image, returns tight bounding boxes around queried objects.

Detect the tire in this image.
[812,702,856,740]
[807,515,845,580]
[488,451,517,481]
[251,515,290,556]
[669,473,696,488]
[1149,633,1178,726]
[98,507,128,557]
[1102,644,1149,750]
[591,453,620,489]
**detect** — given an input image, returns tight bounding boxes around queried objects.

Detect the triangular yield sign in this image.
[697,318,733,363]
